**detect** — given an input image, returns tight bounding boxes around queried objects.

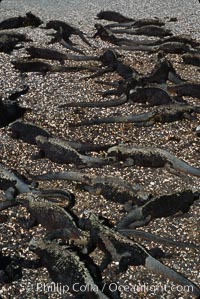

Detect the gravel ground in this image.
[0,1,199,299]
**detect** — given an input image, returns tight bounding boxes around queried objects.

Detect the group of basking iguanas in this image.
[0,8,200,299]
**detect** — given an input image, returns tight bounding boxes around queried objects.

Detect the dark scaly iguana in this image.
[168,83,200,99]
[78,212,200,298]
[0,253,22,283]
[107,144,200,177]
[28,170,149,206]
[0,12,42,30]
[17,194,82,241]
[26,46,98,65]
[96,11,134,23]
[11,60,98,74]
[42,20,92,47]
[71,104,200,127]
[77,176,149,206]
[93,24,133,46]
[0,163,32,200]
[182,53,200,67]
[9,120,116,152]
[0,187,76,212]
[128,85,183,106]
[35,136,109,167]
[116,42,197,54]
[104,18,165,28]
[0,95,28,128]
[111,25,172,37]
[9,120,51,145]
[141,52,184,84]
[0,163,75,209]
[5,85,29,102]
[29,238,119,299]
[105,34,199,47]
[116,190,200,229]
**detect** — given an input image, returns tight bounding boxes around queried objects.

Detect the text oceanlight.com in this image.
[33,282,194,295]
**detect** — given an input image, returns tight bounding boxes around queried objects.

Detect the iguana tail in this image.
[146,256,200,298]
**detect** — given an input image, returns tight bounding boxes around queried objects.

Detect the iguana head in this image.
[78,210,105,232]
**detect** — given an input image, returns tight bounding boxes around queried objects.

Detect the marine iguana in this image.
[111,25,172,37]
[105,19,165,29]
[145,34,200,48]
[96,11,134,23]
[0,32,32,54]
[0,186,76,211]
[141,51,184,84]
[182,53,200,67]
[0,253,22,283]
[27,170,149,206]
[0,99,28,127]
[42,19,92,47]
[0,163,32,199]
[77,175,149,206]
[78,212,200,297]
[97,32,199,48]
[96,11,164,28]
[5,85,29,102]
[118,228,200,250]
[26,46,98,65]
[116,190,200,229]
[116,34,200,48]
[70,104,200,127]
[94,23,199,54]
[126,82,182,107]
[93,24,133,45]
[0,12,43,30]
[11,60,98,74]
[117,41,198,54]
[9,120,116,152]
[168,83,200,98]
[0,163,76,207]
[17,193,82,241]
[29,238,120,299]
[9,120,52,145]
[0,84,30,127]
[107,144,200,177]
[48,27,87,55]
[35,136,109,167]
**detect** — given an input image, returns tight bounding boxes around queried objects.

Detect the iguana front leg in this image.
[99,253,112,272]
[19,214,37,229]
[5,187,17,200]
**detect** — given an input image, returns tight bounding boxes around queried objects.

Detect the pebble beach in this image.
[0,0,200,298]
